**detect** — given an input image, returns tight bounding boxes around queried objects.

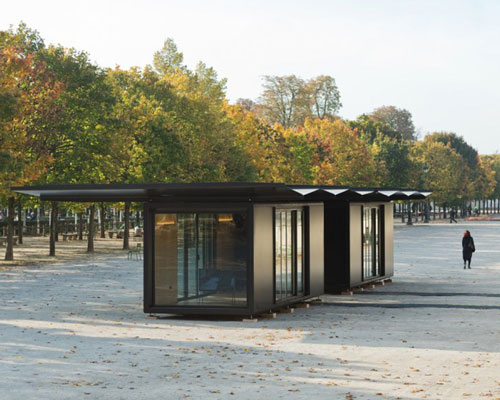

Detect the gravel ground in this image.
[0,221,499,399]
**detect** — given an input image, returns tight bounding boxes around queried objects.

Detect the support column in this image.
[406,201,413,225]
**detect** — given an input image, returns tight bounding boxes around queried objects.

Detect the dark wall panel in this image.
[324,201,350,293]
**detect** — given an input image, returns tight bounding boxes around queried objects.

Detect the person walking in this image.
[449,208,458,223]
[462,230,475,269]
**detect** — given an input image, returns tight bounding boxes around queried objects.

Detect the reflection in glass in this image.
[154,213,247,306]
[274,209,305,302]
[297,211,303,294]
[362,206,380,279]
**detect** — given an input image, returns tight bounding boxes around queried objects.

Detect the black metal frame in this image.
[360,204,385,283]
[144,202,254,316]
[272,206,307,305]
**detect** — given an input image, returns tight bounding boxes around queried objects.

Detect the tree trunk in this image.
[100,203,106,239]
[36,205,40,235]
[123,202,130,250]
[54,203,59,242]
[4,197,15,261]
[49,201,56,257]
[78,213,83,240]
[17,198,23,245]
[87,205,95,253]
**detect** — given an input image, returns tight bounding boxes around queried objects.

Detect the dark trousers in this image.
[463,253,471,268]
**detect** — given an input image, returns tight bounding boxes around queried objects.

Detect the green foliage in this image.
[153,38,184,75]
[411,139,466,205]
[370,105,416,141]
[1,23,499,209]
[371,135,412,188]
[348,114,400,143]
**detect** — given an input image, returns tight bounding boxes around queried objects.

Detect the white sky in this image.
[2,0,500,154]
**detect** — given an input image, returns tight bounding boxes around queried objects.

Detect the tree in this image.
[123,202,130,250]
[0,25,63,260]
[481,155,500,200]
[235,98,256,112]
[371,135,413,188]
[87,204,95,253]
[259,75,309,128]
[153,38,184,75]
[348,114,400,143]
[302,118,377,186]
[425,132,495,200]
[227,104,313,184]
[307,75,341,120]
[411,139,466,205]
[258,75,342,128]
[427,132,478,170]
[370,106,416,141]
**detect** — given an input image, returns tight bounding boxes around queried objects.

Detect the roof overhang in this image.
[11,183,432,203]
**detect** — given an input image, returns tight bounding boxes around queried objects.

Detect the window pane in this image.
[286,210,293,297]
[274,208,305,301]
[362,206,382,280]
[281,211,286,299]
[275,211,282,300]
[154,214,179,305]
[297,211,303,294]
[154,212,247,307]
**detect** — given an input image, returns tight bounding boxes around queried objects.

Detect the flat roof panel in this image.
[12,183,432,202]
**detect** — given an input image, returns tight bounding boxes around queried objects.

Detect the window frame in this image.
[145,203,253,312]
[361,204,385,281]
[273,206,307,304]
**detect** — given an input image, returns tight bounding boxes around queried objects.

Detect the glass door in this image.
[275,208,305,302]
[362,206,381,280]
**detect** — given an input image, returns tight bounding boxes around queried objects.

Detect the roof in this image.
[11,183,431,203]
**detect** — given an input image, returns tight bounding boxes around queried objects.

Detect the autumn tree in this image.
[424,132,495,201]
[481,154,500,200]
[348,114,400,143]
[411,139,466,205]
[370,106,416,141]
[258,75,342,128]
[228,104,317,184]
[259,75,309,128]
[0,24,63,260]
[153,38,185,75]
[307,75,341,120]
[302,118,377,186]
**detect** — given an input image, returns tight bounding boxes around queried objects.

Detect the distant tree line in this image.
[1,24,499,260]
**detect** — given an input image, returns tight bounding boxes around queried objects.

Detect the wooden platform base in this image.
[278,307,295,314]
[259,312,277,319]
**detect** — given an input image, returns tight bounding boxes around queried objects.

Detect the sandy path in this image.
[0,222,499,399]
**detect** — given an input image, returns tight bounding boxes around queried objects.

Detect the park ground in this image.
[0,222,500,399]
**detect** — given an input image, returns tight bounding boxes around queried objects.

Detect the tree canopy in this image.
[1,23,498,213]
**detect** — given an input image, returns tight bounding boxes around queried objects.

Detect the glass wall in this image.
[362,206,381,279]
[154,212,248,307]
[275,209,305,302]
